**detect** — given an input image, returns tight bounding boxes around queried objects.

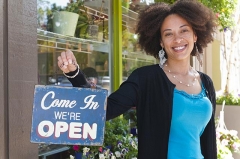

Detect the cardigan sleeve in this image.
[200,73,217,159]
[67,67,140,120]
[66,68,91,88]
[106,69,140,120]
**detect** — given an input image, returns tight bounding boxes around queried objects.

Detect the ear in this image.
[193,32,197,42]
[160,41,164,48]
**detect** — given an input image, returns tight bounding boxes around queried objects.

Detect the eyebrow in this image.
[162,24,190,33]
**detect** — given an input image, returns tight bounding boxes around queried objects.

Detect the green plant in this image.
[98,117,138,158]
[216,93,240,105]
[37,0,50,28]
[216,128,240,159]
[104,116,130,145]
[154,0,237,30]
[65,0,91,38]
[68,145,98,159]
[215,118,240,159]
[199,0,237,31]
[46,0,91,38]
[70,116,138,158]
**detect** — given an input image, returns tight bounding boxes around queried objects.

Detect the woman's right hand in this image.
[57,49,78,73]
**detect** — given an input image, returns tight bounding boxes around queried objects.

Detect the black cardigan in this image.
[67,64,217,159]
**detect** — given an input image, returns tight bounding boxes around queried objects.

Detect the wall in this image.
[211,40,221,91]
[0,0,7,158]
[0,0,38,158]
[204,30,222,91]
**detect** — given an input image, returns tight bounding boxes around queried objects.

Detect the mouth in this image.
[172,45,187,52]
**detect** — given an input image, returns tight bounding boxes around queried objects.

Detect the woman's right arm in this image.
[57,49,140,120]
[106,69,140,120]
[57,49,90,88]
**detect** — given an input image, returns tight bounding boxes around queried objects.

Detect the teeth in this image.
[174,46,185,50]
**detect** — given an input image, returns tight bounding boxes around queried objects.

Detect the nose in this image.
[174,35,183,43]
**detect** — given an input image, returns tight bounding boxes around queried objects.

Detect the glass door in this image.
[37,0,110,158]
[37,0,110,90]
[121,0,157,80]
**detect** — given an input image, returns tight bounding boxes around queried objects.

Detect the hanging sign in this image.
[30,85,108,146]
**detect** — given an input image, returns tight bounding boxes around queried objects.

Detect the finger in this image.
[57,57,68,72]
[66,49,77,65]
[65,49,74,64]
[57,60,64,70]
[70,51,77,64]
[66,49,78,70]
[57,55,63,65]
[57,56,64,69]
[58,61,70,73]
[61,51,69,66]
[58,54,68,70]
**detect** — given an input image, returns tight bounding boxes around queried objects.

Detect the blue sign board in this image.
[31,85,108,146]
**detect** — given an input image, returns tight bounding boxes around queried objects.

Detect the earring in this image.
[159,48,167,68]
[195,42,203,67]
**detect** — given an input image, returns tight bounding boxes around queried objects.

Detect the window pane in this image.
[37,0,110,89]
[121,0,157,80]
[37,0,110,158]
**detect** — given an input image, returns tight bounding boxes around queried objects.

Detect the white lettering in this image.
[75,113,81,120]
[41,91,55,110]
[81,95,99,110]
[41,91,77,110]
[69,112,81,120]
[83,123,97,139]
[69,122,82,138]
[49,99,60,108]
[61,112,68,120]
[55,121,69,138]
[69,101,77,108]
[54,111,63,119]
[36,121,97,139]
[38,120,54,137]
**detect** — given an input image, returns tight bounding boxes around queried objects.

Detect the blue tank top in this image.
[168,86,212,159]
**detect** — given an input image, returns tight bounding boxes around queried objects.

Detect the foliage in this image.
[98,117,138,158]
[65,0,84,13]
[69,146,97,158]
[69,144,100,159]
[154,0,237,30]
[93,133,138,159]
[216,128,240,158]
[123,109,137,127]
[104,116,130,145]
[216,93,240,105]
[45,0,90,38]
[65,0,91,38]
[216,119,240,159]
[37,0,50,28]
[199,0,237,31]
[69,116,138,158]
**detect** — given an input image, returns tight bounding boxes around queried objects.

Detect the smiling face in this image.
[160,14,197,62]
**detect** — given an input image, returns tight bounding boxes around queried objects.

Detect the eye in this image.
[165,32,173,37]
[181,29,189,33]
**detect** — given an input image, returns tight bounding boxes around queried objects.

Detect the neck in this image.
[163,62,197,87]
[164,61,191,75]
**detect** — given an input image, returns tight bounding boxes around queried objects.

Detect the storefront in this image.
[0,0,155,158]
[37,0,156,91]
[0,0,218,158]
[37,0,156,158]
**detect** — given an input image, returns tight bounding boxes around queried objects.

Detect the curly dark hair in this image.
[136,0,217,59]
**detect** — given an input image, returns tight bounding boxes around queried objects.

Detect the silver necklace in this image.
[164,64,197,87]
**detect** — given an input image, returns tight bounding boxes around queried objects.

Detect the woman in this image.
[58,0,217,158]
